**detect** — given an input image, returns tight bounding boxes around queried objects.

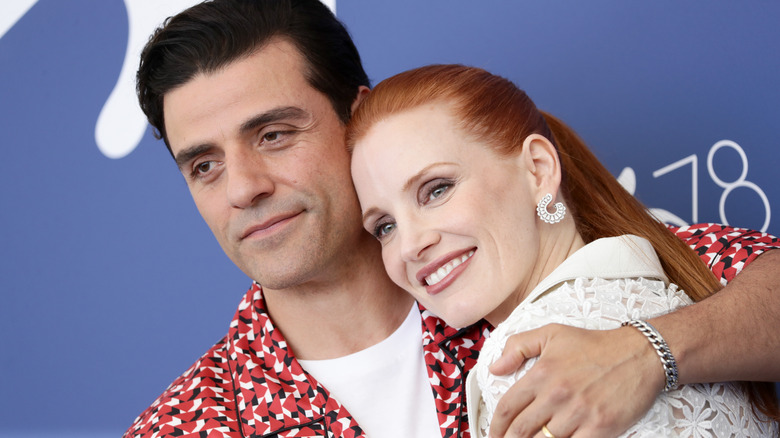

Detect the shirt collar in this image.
[526,235,667,304]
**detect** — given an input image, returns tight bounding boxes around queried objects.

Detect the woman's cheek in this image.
[382,247,408,289]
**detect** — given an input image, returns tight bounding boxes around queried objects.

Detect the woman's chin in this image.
[442,313,482,330]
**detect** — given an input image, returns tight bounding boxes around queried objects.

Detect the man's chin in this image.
[241,256,324,291]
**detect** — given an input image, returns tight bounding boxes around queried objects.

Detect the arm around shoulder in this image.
[649,248,780,384]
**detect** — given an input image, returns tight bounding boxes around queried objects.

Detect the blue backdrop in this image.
[1,1,777,436]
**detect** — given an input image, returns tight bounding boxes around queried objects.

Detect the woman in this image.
[346,64,778,437]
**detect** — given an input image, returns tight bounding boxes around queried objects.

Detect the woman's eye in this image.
[429,185,449,200]
[423,180,453,204]
[375,222,396,239]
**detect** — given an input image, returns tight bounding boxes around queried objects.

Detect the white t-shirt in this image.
[298,303,441,437]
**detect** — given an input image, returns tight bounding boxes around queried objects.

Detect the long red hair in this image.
[346,64,778,421]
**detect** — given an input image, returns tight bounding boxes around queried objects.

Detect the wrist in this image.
[622,320,679,392]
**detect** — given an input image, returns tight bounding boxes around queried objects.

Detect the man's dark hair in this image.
[137,0,370,153]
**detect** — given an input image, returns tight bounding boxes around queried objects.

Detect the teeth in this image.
[425,250,474,286]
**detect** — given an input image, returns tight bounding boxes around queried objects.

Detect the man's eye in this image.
[263,131,283,142]
[196,161,214,174]
[189,160,220,181]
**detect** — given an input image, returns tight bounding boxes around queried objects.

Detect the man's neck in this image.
[262,237,414,360]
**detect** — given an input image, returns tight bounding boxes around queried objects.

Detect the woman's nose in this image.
[399,222,440,262]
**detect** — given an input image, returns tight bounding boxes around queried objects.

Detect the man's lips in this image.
[240,211,302,240]
[415,248,476,289]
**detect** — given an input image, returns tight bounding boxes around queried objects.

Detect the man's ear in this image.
[521,134,562,197]
[350,86,371,115]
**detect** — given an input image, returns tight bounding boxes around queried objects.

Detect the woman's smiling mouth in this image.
[424,250,475,286]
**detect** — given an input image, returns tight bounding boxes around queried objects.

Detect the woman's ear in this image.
[520,134,562,198]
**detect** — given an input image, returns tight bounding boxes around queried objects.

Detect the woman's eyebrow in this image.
[402,162,456,192]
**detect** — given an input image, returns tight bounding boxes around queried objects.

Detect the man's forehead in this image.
[163,39,323,152]
[175,39,309,102]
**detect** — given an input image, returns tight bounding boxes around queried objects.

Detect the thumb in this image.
[489,328,546,376]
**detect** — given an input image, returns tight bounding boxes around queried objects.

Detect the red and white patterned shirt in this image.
[124,224,779,438]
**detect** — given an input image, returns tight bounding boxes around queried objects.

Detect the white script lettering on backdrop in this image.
[0,1,39,40]
[0,0,336,160]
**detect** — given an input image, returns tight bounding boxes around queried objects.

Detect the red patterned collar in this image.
[226,283,365,437]
[419,304,492,438]
[224,285,492,438]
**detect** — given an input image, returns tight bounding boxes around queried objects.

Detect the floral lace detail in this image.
[474,277,778,437]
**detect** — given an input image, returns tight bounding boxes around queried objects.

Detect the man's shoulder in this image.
[122,283,274,438]
[669,222,780,283]
[123,336,241,437]
[669,223,778,244]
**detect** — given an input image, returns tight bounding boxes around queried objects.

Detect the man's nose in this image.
[225,150,274,209]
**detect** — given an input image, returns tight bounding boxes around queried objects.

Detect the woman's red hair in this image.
[346,64,778,421]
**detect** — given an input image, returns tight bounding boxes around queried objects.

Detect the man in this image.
[127,1,780,437]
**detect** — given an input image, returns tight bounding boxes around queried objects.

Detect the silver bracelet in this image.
[621,319,679,392]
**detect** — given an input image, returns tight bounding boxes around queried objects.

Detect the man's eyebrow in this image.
[175,143,214,171]
[239,106,309,135]
[173,106,310,170]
